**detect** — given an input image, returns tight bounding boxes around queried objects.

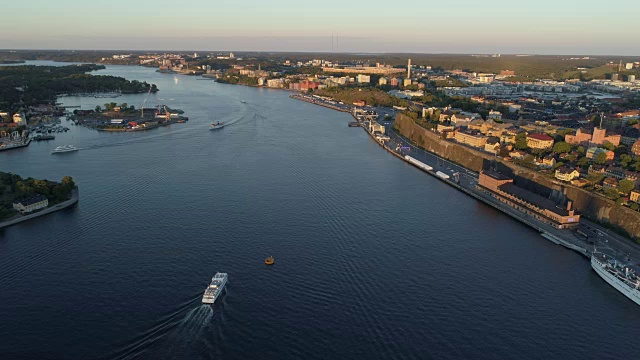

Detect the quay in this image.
[0,189,79,230]
[290,94,640,262]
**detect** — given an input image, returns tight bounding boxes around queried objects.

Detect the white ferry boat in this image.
[52,145,79,154]
[209,121,225,130]
[591,251,640,305]
[202,272,228,304]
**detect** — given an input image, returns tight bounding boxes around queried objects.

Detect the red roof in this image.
[528,133,553,141]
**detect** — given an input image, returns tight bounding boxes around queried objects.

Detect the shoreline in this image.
[291,95,595,258]
[0,188,79,230]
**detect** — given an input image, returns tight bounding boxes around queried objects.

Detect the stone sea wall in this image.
[395,113,640,240]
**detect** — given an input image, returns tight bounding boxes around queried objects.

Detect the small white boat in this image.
[210,121,225,130]
[52,145,79,154]
[202,273,228,304]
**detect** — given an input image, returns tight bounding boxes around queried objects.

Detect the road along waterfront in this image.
[291,93,640,297]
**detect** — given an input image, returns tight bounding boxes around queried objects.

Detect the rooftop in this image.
[499,183,571,216]
[528,133,554,141]
[482,170,512,181]
[15,194,48,206]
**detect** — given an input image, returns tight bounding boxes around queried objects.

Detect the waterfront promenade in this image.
[290,94,640,265]
[0,189,79,230]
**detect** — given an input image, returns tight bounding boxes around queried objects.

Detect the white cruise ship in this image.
[52,145,79,154]
[202,272,228,304]
[209,121,225,130]
[591,251,640,305]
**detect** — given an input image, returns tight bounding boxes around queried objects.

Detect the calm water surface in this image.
[1,62,639,359]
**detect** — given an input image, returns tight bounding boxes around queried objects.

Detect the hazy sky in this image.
[1,0,638,55]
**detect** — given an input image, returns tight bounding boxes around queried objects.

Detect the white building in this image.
[12,113,25,125]
[13,195,49,213]
[356,74,371,83]
[379,77,388,86]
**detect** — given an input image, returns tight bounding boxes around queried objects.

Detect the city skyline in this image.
[1,0,638,55]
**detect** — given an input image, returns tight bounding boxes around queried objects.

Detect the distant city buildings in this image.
[565,128,621,146]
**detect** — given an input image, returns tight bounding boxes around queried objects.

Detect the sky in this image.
[1,0,638,55]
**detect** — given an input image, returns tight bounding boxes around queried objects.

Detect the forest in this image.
[0,64,158,113]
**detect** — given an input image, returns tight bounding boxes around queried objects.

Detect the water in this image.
[1,63,639,359]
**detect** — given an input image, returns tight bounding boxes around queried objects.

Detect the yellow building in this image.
[455,130,487,148]
[526,133,554,150]
[555,167,580,182]
[631,190,640,203]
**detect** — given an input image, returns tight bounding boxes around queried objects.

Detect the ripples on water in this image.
[1,62,640,359]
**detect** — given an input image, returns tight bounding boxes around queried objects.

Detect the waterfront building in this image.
[455,130,488,148]
[526,133,554,150]
[12,113,25,125]
[13,194,49,214]
[389,78,399,87]
[555,167,580,182]
[378,77,388,86]
[478,170,580,229]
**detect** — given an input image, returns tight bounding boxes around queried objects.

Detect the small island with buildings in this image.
[71,102,188,131]
[0,172,79,229]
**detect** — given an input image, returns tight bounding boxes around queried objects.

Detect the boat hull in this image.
[591,256,640,306]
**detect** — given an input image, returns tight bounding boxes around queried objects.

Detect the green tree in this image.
[95,105,101,113]
[602,141,615,151]
[594,152,608,165]
[604,188,620,200]
[586,173,605,185]
[61,176,75,188]
[620,154,633,168]
[553,141,571,153]
[618,179,636,195]
[515,133,528,150]
[630,203,639,211]
[576,145,585,155]
[577,156,589,166]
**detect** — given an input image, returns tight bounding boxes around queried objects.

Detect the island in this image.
[70,102,188,131]
[0,172,79,229]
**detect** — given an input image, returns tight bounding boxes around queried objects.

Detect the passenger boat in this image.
[265,256,274,265]
[591,250,640,305]
[52,145,79,154]
[209,121,225,130]
[202,272,228,304]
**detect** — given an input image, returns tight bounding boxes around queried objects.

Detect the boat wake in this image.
[106,295,204,360]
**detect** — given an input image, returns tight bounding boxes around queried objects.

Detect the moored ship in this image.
[202,272,228,304]
[591,250,640,306]
[209,121,225,130]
